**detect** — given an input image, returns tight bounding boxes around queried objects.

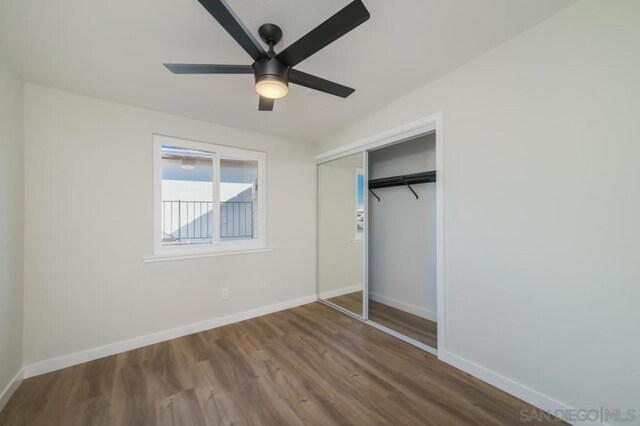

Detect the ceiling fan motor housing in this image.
[253,57,289,86]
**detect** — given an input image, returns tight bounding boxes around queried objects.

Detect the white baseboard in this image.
[0,368,23,413]
[439,351,603,426]
[23,294,318,379]
[369,292,437,322]
[318,284,362,300]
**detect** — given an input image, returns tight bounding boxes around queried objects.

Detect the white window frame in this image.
[152,134,267,257]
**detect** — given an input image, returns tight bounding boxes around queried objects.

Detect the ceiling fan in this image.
[164,0,370,111]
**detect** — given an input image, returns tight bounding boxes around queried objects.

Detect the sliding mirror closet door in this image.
[367,134,438,349]
[318,153,365,317]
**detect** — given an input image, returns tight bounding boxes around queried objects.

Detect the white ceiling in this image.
[0,0,576,143]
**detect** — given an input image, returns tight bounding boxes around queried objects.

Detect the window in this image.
[153,134,267,256]
[355,167,364,240]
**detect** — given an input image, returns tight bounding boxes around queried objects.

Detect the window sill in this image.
[143,246,275,263]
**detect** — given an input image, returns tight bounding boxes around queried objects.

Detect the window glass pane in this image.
[220,157,258,241]
[161,146,214,246]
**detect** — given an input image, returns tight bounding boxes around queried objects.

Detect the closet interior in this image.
[318,132,438,351]
[367,134,437,348]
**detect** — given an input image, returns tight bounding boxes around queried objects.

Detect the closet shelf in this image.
[368,171,436,200]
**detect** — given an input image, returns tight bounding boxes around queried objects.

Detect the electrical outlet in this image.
[221,287,230,300]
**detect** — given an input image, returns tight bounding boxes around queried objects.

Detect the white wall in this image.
[368,134,437,321]
[23,84,317,367]
[317,153,364,298]
[0,58,24,403]
[319,0,640,418]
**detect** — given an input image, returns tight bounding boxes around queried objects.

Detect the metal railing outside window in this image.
[161,200,254,243]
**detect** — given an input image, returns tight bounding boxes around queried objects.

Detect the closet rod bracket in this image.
[369,188,380,202]
[403,179,419,199]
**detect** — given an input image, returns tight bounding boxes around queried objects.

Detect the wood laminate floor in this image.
[326,289,364,315]
[0,302,558,425]
[326,291,438,349]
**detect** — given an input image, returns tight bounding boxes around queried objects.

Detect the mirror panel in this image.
[318,153,365,317]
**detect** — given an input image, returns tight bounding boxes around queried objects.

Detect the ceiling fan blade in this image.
[197,0,267,60]
[164,64,254,74]
[258,96,274,111]
[276,0,370,67]
[289,69,355,98]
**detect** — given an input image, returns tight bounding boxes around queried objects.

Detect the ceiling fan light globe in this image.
[255,75,289,99]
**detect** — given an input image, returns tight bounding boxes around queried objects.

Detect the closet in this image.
[318,132,439,352]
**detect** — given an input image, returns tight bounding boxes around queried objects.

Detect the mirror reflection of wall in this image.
[318,153,365,317]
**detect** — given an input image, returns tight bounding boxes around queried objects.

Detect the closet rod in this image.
[368,171,435,200]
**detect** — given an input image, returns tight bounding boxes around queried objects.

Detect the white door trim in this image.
[316,114,440,163]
